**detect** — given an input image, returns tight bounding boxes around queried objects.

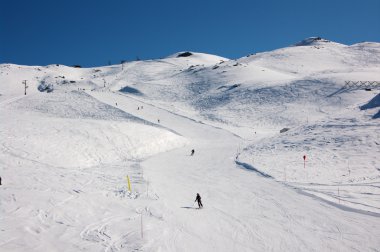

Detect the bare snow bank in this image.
[0,113,187,168]
[5,90,149,123]
[0,90,188,168]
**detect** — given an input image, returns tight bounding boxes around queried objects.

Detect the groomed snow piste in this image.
[1,38,380,251]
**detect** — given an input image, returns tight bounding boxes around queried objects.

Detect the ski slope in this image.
[1,38,380,251]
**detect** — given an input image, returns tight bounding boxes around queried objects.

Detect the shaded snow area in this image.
[1,41,380,251]
[361,93,380,118]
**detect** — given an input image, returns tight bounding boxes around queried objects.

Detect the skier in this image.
[0,176,2,186]
[190,149,195,156]
[195,193,203,209]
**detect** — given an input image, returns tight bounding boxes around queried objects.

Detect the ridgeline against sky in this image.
[1,0,379,67]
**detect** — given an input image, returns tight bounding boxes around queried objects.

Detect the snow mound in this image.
[0,89,187,168]
[1,114,187,168]
[237,38,379,76]
[350,42,380,49]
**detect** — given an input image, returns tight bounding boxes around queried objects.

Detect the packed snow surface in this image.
[1,42,380,251]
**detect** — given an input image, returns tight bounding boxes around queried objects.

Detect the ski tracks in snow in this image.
[0,94,29,107]
[87,90,380,251]
[80,215,141,252]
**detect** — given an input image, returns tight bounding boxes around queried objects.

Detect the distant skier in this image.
[190,149,195,156]
[0,176,2,185]
[158,119,160,123]
[195,193,203,208]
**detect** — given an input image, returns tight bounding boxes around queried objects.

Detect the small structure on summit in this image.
[177,52,193,57]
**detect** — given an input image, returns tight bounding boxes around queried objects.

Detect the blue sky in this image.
[1,0,379,67]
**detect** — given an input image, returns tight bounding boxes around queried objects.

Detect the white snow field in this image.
[1,38,380,251]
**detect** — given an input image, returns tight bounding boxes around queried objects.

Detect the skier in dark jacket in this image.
[191,149,195,156]
[195,193,203,208]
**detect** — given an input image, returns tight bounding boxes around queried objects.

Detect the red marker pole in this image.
[303,155,306,169]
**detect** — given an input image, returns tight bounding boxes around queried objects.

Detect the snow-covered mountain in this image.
[1,38,380,251]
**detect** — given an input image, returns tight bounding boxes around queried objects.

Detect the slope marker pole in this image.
[22,80,28,95]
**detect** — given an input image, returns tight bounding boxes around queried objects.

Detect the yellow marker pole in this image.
[127,175,131,192]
